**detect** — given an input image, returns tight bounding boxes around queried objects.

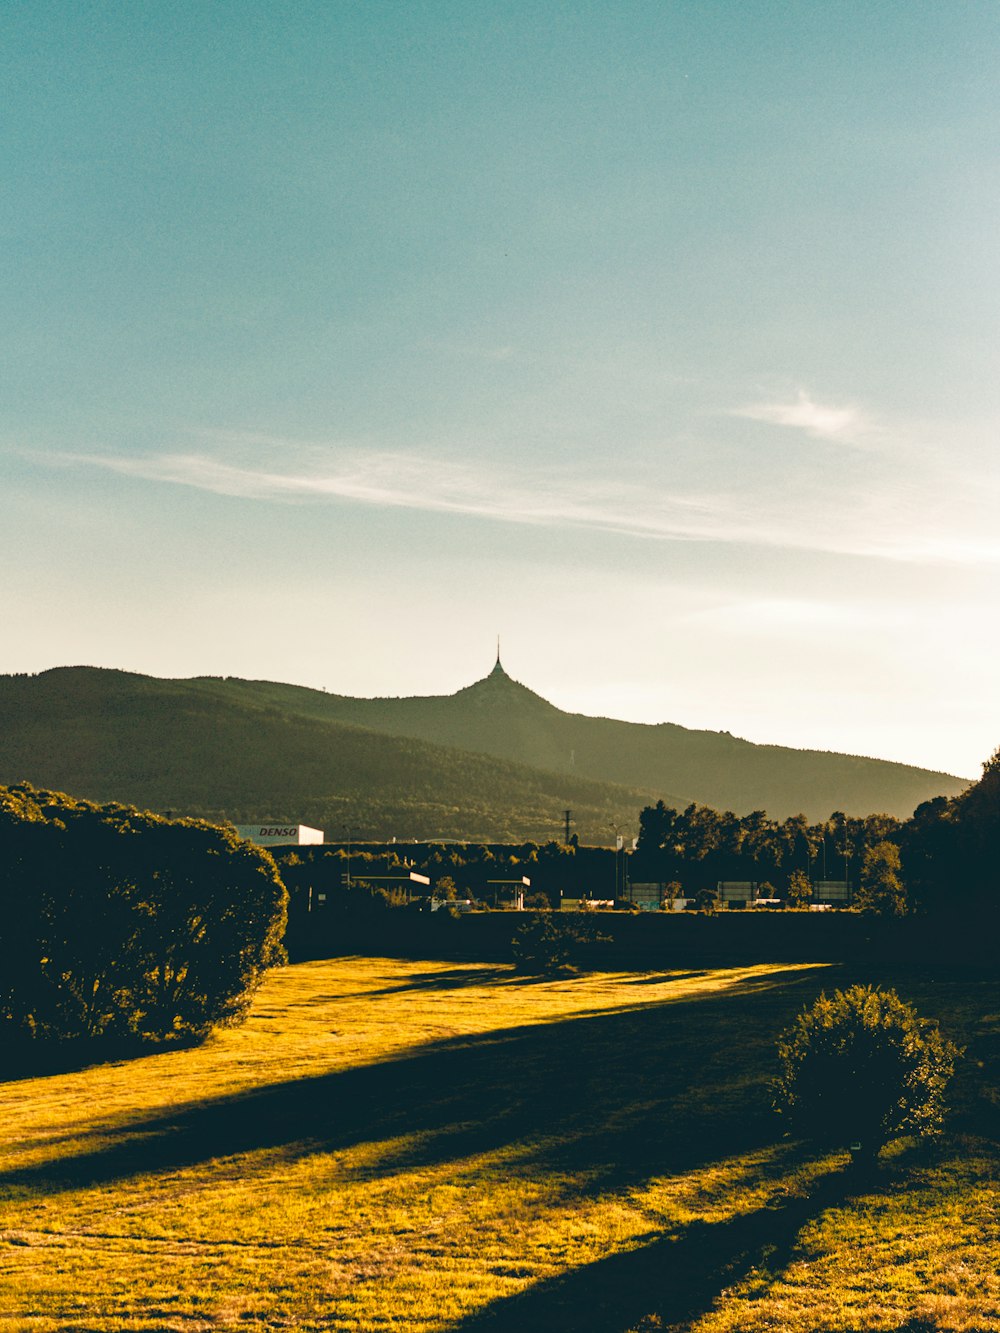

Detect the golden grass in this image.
[0,957,997,1332]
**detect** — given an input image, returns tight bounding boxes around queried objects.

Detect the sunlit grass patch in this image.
[691,1145,1000,1333]
[0,956,994,1331]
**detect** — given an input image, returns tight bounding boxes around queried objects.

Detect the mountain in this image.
[0,664,967,842]
[186,659,967,820]
[0,667,661,843]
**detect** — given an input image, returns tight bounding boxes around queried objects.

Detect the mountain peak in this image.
[482,637,518,685]
[454,659,554,712]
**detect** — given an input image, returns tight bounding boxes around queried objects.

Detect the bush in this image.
[511,914,608,975]
[774,984,960,1167]
[0,784,287,1044]
[523,891,553,910]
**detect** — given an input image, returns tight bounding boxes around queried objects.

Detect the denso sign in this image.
[234,823,324,845]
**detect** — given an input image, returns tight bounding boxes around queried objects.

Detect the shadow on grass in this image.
[623,969,710,987]
[5,961,989,1333]
[291,962,668,1008]
[0,965,829,1203]
[306,961,518,1002]
[0,1030,207,1084]
[445,1164,855,1333]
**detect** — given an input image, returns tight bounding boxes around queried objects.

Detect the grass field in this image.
[1,956,998,1332]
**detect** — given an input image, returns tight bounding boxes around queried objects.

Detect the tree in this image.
[435,875,459,901]
[855,840,907,916]
[523,891,552,910]
[0,784,287,1044]
[660,882,683,911]
[895,748,1000,918]
[784,869,812,910]
[127,818,288,1035]
[947,745,1000,914]
[774,985,960,1168]
[899,796,956,913]
[695,886,719,915]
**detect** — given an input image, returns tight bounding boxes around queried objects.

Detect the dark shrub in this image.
[511,916,575,974]
[0,784,287,1044]
[774,984,960,1167]
[511,914,608,975]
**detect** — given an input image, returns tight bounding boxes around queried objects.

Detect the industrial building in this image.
[234,824,324,847]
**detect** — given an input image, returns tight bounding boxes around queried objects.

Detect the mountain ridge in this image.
[181,661,966,819]
[0,665,670,843]
[0,663,969,831]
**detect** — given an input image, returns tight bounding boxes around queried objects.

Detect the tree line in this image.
[276,742,1000,922]
[633,803,900,904]
[635,745,1000,915]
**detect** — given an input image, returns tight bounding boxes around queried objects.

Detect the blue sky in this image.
[4,2,998,779]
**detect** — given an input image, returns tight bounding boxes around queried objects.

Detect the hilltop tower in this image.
[491,636,507,678]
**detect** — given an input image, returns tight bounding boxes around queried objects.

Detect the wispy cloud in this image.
[40,423,1000,568]
[59,443,735,543]
[733,390,873,443]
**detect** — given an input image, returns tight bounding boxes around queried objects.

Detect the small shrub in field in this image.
[773,984,960,1167]
[511,915,607,975]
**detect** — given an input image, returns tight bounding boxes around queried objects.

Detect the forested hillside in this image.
[0,668,658,843]
[188,659,966,819]
[0,664,966,843]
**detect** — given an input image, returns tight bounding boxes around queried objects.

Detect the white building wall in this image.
[234,824,324,846]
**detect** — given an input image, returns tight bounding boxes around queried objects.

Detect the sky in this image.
[3,1,999,780]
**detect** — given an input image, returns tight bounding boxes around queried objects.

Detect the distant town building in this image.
[487,875,529,910]
[717,881,756,909]
[627,882,690,911]
[628,881,665,912]
[234,824,324,847]
[811,880,852,905]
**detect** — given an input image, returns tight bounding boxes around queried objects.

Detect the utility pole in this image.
[609,821,623,900]
[563,809,572,844]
